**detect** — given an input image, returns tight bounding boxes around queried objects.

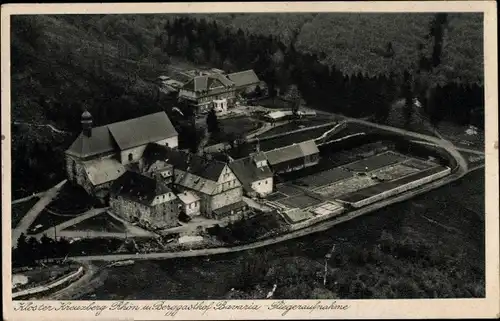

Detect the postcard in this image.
[2,1,498,320]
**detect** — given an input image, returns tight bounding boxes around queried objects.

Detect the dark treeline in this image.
[161,16,484,128]
[12,233,71,268]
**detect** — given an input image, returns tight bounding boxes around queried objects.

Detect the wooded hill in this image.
[11,13,484,198]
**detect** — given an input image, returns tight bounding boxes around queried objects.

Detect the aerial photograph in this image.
[10,12,485,301]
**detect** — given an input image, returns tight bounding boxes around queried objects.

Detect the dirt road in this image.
[12,180,67,246]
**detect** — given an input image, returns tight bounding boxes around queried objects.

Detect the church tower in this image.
[81,109,93,137]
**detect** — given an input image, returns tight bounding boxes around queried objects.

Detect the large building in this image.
[229,151,274,197]
[109,171,180,229]
[264,140,320,174]
[160,148,245,219]
[65,111,179,201]
[178,69,261,113]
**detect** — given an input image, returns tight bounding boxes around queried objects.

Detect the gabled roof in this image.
[83,158,126,186]
[158,146,227,182]
[265,144,303,165]
[177,191,200,205]
[66,112,178,159]
[107,112,178,150]
[110,171,172,206]
[227,70,260,88]
[264,140,319,165]
[65,126,117,158]
[174,170,218,195]
[182,73,234,93]
[298,140,320,156]
[229,155,273,191]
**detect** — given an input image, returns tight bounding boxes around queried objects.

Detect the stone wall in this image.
[210,187,243,213]
[110,196,179,229]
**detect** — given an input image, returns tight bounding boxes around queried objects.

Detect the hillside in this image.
[10,13,484,198]
[201,13,483,84]
[11,15,176,198]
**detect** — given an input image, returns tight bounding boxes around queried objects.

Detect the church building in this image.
[65,110,179,201]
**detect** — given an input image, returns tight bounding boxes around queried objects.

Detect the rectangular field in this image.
[295,167,354,188]
[314,175,378,197]
[404,158,437,170]
[276,184,303,197]
[342,151,407,172]
[371,163,421,181]
[266,192,288,201]
[282,208,316,224]
[311,201,344,217]
[337,166,450,204]
[277,194,323,209]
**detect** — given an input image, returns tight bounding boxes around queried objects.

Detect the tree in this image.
[193,47,206,65]
[284,84,302,116]
[40,234,54,262]
[402,70,414,127]
[206,108,219,133]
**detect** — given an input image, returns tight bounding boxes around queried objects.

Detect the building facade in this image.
[109,171,180,229]
[229,151,274,197]
[178,69,261,113]
[65,111,179,202]
[264,140,321,174]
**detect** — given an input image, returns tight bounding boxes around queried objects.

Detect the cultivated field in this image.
[341,151,407,172]
[278,194,323,209]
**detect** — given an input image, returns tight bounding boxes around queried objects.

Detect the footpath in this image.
[12,180,67,246]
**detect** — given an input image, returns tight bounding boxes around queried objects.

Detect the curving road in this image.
[67,119,469,263]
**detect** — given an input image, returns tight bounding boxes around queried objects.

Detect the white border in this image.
[2,2,498,320]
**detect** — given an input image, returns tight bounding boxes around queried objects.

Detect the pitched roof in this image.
[182,73,234,93]
[298,140,320,156]
[110,171,172,205]
[66,112,177,158]
[229,156,273,191]
[227,70,260,88]
[65,126,117,158]
[107,112,178,150]
[177,191,200,205]
[264,140,319,165]
[83,158,126,186]
[265,144,303,165]
[157,146,227,182]
[174,170,218,195]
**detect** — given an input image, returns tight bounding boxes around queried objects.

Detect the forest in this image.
[10,13,484,198]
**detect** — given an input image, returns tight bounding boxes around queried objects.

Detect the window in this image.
[166,142,169,147]
[265,180,268,184]
[128,153,133,162]
[258,182,261,185]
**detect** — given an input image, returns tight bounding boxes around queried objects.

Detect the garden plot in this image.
[266,192,288,201]
[311,201,344,217]
[404,158,437,170]
[341,151,407,172]
[371,163,421,181]
[282,208,316,224]
[277,194,323,209]
[276,184,303,197]
[314,175,378,198]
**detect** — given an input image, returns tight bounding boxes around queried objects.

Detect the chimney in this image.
[81,109,93,137]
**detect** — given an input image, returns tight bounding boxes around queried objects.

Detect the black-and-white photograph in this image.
[4,2,496,315]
